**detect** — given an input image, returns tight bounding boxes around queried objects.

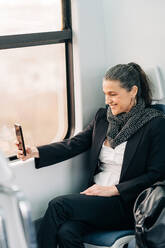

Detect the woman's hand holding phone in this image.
[16,143,39,161]
[14,123,39,161]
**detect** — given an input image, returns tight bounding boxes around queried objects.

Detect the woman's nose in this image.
[105,95,112,105]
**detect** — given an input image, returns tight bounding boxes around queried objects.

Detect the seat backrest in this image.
[145,66,165,104]
[151,103,165,113]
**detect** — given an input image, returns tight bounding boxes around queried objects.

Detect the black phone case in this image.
[14,124,26,156]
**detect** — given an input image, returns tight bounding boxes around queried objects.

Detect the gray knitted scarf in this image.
[107,99,165,149]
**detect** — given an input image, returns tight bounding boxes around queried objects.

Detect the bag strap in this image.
[133,181,165,217]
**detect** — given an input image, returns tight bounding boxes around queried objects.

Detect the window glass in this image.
[0,0,62,35]
[0,44,68,157]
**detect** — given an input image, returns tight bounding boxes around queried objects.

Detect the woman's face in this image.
[103,79,138,116]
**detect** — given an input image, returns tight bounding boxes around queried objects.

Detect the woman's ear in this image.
[131,85,138,97]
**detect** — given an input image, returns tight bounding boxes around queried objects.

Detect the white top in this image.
[94,141,127,186]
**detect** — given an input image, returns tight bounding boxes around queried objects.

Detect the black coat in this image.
[35,108,165,208]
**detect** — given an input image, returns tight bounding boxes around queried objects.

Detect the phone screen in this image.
[14,124,26,156]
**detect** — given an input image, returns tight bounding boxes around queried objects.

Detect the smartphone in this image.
[14,124,26,156]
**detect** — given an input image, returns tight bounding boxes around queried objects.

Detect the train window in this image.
[0,44,68,157]
[0,0,74,159]
[0,0,62,35]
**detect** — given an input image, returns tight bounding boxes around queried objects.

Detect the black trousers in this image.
[37,193,134,248]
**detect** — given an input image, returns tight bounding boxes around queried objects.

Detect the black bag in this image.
[133,181,165,248]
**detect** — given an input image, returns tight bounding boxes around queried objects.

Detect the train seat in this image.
[84,229,134,248]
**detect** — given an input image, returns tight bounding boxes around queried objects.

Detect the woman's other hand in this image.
[80,184,119,197]
[15,141,39,161]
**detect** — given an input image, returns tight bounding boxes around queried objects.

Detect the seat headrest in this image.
[145,67,164,101]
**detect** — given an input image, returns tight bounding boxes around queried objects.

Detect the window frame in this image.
[0,0,75,160]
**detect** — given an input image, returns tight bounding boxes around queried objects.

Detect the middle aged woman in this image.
[17,62,165,248]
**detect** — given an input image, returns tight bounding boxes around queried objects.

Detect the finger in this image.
[80,185,96,194]
[80,191,89,195]
[80,190,87,194]
[17,154,24,160]
[17,150,23,156]
[22,157,28,161]
[18,155,27,161]
[82,190,93,195]
[83,192,96,196]
[17,151,26,158]
[82,186,94,192]
[80,189,91,194]
[80,188,89,193]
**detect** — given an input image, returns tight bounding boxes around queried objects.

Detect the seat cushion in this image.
[128,238,136,248]
[83,230,134,246]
